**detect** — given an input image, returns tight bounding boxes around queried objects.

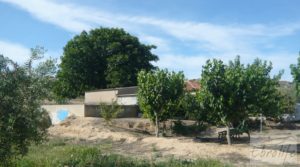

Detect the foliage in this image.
[199,56,284,144]
[278,94,296,117]
[182,92,208,125]
[290,53,300,97]
[98,101,123,124]
[0,47,55,165]
[14,139,231,167]
[277,81,297,115]
[244,58,284,118]
[54,28,158,99]
[137,69,185,137]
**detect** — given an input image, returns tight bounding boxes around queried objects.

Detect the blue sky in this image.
[0,0,300,81]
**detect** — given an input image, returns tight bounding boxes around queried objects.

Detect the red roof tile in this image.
[185,80,200,91]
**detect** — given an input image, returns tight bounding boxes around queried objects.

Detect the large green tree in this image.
[54,28,158,99]
[200,56,284,145]
[0,47,55,165]
[137,69,184,137]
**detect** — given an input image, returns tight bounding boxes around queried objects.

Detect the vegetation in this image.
[98,101,123,124]
[138,69,185,137]
[180,92,207,125]
[0,47,55,166]
[172,120,206,136]
[199,56,287,144]
[54,27,158,99]
[278,81,297,114]
[290,54,300,98]
[14,139,231,167]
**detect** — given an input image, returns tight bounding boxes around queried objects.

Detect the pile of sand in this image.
[49,116,140,143]
[48,116,299,166]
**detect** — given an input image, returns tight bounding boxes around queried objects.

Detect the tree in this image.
[200,56,284,145]
[137,69,184,137]
[0,47,55,165]
[290,53,300,97]
[200,58,240,145]
[54,28,158,99]
[244,59,284,118]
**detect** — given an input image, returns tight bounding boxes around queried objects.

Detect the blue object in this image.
[57,109,69,121]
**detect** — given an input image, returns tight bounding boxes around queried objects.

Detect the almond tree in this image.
[200,56,284,145]
[137,69,184,137]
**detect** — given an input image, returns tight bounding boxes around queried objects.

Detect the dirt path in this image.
[48,116,299,166]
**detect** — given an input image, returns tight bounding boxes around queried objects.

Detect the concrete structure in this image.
[282,103,300,122]
[42,104,84,124]
[295,103,300,120]
[42,86,139,124]
[286,103,300,121]
[85,89,118,105]
[84,86,139,117]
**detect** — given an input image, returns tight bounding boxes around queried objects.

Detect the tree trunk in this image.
[247,131,251,142]
[155,112,159,137]
[226,124,232,145]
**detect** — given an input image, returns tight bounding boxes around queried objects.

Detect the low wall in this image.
[42,104,84,124]
[84,105,139,118]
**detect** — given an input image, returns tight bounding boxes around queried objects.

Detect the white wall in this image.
[42,104,84,124]
[117,96,137,105]
[85,90,117,105]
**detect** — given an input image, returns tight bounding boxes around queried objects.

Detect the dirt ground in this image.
[48,116,300,166]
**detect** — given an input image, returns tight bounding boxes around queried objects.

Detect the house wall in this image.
[85,89,117,105]
[117,95,137,105]
[42,104,84,124]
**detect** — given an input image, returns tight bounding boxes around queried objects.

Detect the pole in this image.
[260,113,263,133]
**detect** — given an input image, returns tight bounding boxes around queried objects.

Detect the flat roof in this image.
[85,86,138,94]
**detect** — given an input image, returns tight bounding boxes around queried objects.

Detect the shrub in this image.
[172,120,206,136]
[98,101,123,124]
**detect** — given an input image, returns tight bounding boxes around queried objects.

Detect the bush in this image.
[172,120,206,136]
[98,101,123,124]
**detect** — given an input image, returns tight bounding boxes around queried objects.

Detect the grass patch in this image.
[13,139,232,167]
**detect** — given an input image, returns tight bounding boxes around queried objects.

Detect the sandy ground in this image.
[48,116,300,166]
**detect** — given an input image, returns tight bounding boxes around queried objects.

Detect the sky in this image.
[0,0,300,81]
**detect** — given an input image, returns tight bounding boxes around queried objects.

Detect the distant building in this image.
[43,81,202,123]
[185,79,200,94]
[84,86,139,117]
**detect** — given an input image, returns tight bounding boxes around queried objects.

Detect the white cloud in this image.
[0,0,130,33]
[3,0,300,50]
[155,52,295,80]
[0,40,30,63]
[138,34,170,52]
[1,0,298,80]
